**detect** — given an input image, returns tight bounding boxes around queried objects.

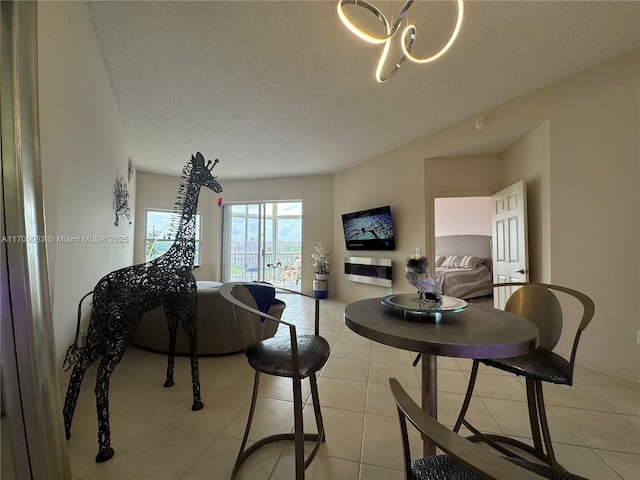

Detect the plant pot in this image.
[315,273,328,280]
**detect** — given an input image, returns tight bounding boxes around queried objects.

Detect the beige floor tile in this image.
[483,397,586,446]
[576,383,640,416]
[467,372,528,401]
[161,385,251,435]
[233,442,286,480]
[620,414,640,430]
[369,361,419,388]
[370,345,414,365]
[550,406,640,454]
[455,357,474,372]
[541,382,610,411]
[302,406,365,462]
[553,443,624,480]
[432,368,476,395]
[573,365,640,391]
[437,356,462,371]
[330,342,371,361]
[220,397,296,442]
[434,391,466,427]
[88,425,215,480]
[67,415,165,480]
[365,381,418,418]
[271,448,360,480]
[320,318,347,333]
[595,449,640,480]
[335,330,373,346]
[361,413,406,471]
[321,329,342,345]
[322,357,370,382]
[359,463,404,479]
[258,375,312,403]
[451,395,503,434]
[316,377,368,412]
[180,435,242,479]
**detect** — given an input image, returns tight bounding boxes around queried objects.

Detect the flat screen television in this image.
[341,205,396,251]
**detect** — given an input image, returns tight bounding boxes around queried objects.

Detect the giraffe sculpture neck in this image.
[161,174,202,270]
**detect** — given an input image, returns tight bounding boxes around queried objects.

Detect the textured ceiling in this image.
[87,1,640,180]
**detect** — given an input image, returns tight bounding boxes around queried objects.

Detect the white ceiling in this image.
[87,1,640,180]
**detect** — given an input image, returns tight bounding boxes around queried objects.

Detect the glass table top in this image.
[381,294,467,316]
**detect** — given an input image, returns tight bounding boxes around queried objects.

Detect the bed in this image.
[434,235,493,299]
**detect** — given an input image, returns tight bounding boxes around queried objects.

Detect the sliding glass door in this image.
[221,202,302,289]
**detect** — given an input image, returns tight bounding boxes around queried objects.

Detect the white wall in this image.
[502,119,551,283]
[547,51,639,379]
[38,1,134,375]
[333,153,426,300]
[434,197,492,237]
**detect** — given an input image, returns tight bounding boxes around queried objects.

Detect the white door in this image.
[492,180,529,308]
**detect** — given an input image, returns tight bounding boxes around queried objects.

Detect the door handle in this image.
[515,269,529,274]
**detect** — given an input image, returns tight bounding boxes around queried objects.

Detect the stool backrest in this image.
[505,285,563,350]
[229,284,274,350]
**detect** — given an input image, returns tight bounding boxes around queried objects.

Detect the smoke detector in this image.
[475,117,487,130]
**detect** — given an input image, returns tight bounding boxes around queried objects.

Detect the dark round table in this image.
[344,296,539,456]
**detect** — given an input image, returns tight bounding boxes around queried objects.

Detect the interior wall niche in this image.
[434,197,492,237]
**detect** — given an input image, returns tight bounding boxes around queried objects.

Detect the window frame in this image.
[144,208,203,266]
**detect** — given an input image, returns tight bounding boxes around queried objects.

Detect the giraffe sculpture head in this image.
[190,151,222,193]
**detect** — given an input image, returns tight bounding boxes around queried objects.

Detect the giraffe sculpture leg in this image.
[163,304,179,388]
[63,336,100,440]
[94,334,128,463]
[181,296,203,411]
[164,293,203,410]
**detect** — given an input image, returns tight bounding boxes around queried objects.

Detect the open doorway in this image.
[434,196,493,304]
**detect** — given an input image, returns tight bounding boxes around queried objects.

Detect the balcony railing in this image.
[228,252,301,287]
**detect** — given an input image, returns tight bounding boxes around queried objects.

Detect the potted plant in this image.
[311,241,331,280]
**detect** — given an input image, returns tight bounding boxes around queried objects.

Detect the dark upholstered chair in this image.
[218,282,330,480]
[389,378,589,480]
[453,283,595,469]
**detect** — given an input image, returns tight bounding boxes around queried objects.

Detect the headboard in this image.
[435,235,492,259]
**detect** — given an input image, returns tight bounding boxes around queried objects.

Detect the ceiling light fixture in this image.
[337,0,464,82]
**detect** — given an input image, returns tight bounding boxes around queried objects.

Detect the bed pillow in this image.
[441,255,464,268]
[435,256,446,267]
[441,255,482,269]
[459,255,482,269]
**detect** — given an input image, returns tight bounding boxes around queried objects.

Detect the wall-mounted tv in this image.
[341,205,396,251]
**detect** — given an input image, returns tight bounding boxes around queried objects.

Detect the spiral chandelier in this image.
[337,0,465,82]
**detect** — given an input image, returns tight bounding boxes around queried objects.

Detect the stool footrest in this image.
[231,432,324,479]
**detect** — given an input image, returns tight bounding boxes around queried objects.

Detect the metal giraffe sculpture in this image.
[62,152,222,463]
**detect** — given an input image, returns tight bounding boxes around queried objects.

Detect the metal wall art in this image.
[62,152,222,462]
[127,155,135,182]
[113,173,131,226]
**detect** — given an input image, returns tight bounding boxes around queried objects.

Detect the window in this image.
[145,209,202,265]
[221,202,302,288]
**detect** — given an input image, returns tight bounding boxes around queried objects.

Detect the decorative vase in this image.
[315,273,328,280]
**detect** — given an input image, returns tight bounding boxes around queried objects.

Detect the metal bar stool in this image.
[219,282,330,480]
[453,283,595,469]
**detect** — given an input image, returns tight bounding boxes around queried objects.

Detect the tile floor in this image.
[64,293,640,480]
